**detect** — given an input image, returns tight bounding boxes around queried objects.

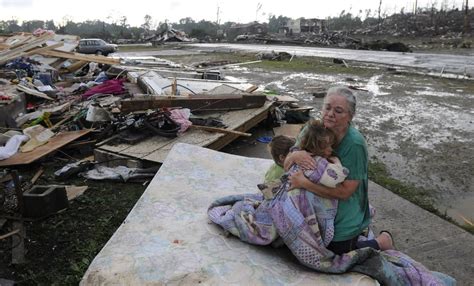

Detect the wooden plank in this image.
[120,94,267,113]
[11,221,25,264]
[23,42,64,56]
[191,125,251,137]
[206,104,271,150]
[0,33,54,65]
[37,50,120,65]
[16,85,54,100]
[0,129,91,166]
[64,60,88,73]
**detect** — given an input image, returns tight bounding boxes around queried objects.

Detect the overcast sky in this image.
[1,0,471,27]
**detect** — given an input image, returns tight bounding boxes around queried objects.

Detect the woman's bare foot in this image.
[376,231,395,251]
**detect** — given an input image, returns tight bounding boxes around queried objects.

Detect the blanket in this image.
[208,160,455,285]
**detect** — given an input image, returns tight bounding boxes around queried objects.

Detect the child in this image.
[290,119,348,189]
[264,135,296,183]
[260,119,348,200]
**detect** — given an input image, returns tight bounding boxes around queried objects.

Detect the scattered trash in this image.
[256,136,272,143]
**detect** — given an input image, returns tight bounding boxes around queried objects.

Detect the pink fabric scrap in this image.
[82,79,125,99]
[169,108,192,134]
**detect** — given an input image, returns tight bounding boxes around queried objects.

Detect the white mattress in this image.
[81,143,378,285]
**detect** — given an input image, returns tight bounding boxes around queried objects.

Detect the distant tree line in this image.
[0,4,470,42]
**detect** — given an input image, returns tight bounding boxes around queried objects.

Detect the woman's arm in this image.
[289,170,359,200]
[283,150,316,171]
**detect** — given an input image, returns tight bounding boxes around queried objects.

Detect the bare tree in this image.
[141,14,152,37]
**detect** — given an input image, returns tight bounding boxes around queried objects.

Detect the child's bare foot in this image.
[376,231,395,251]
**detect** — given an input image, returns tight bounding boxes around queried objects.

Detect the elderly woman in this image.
[285,86,393,254]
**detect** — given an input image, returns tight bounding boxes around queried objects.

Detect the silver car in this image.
[76,39,118,56]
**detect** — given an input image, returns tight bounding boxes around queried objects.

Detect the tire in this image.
[95,50,103,55]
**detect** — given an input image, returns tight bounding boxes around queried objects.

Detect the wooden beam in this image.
[206,104,272,150]
[191,125,251,137]
[23,42,64,56]
[38,50,120,65]
[120,94,267,113]
[11,221,25,264]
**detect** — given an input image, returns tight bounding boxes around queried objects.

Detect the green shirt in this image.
[264,163,285,183]
[332,125,370,241]
[296,123,370,241]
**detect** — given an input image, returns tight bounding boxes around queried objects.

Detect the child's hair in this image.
[298,119,336,157]
[268,135,296,166]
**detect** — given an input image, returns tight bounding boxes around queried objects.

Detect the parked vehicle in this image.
[76,39,118,56]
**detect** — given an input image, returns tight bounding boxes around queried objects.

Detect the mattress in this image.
[81,143,377,285]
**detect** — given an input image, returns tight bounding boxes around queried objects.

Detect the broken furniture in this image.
[80,143,377,285]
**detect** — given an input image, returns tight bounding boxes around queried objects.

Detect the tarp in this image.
[80,143,378,285]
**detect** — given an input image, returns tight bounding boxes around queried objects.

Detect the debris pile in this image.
[0,31,311,228]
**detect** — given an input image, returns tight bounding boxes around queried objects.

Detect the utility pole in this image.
[377,0,382,31]
[414,0,418,31]
[464,0,470,35]
[216,5,220,25]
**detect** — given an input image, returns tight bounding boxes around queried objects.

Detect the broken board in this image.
[120,93,267,113]
[0,129,91,166]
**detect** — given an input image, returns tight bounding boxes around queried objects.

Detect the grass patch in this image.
[253,57,377,76]
[161,51,378,76]
[369,158,473,234]
[0,165,146,285]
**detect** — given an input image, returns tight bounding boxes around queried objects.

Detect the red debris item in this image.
[82,79,126,99]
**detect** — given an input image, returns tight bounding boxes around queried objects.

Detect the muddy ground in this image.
[156,47,474,225]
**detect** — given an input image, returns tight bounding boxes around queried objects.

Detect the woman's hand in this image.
[288,170,308,190]
[291,150,316,170]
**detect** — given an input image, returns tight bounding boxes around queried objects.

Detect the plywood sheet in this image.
[0,129,91,166]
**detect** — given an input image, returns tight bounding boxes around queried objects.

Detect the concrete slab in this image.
[370,182,474,286]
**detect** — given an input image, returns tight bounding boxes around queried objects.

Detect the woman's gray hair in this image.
[325,86,356,116]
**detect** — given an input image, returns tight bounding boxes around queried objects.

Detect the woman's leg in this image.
[328,232,393,254]
[327,236,359,255]
[356,239,380,250]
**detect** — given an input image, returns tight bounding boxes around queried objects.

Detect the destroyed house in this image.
[227,22,268,40]
[282,18,327,34]
[149,27,191,46]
